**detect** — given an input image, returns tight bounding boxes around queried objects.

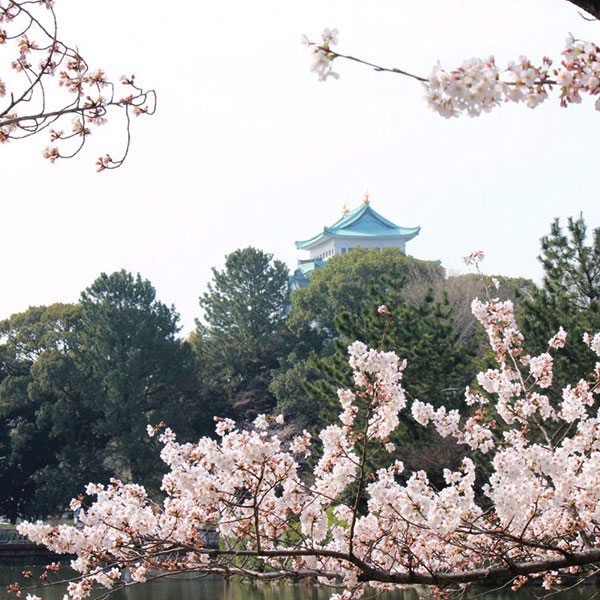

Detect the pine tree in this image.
[298,275,476,491]
[80,270,197,489]
[196,247,292,423]
[518,215,600,399]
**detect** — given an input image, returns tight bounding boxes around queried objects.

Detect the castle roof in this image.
[295,202,420,250]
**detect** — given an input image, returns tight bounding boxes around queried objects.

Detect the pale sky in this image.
[2,0,600,334]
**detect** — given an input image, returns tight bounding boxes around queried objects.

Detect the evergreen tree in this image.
[0,273,204,519]
[518,215,600,399]
[79,270,197,489]
[308,278,474,418]
[0,304,109,520]
[196,247,291,423]
[293,275,476,490]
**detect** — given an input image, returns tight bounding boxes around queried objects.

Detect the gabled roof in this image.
[295,203,420,250]
[295,258,327,276]
[289,258,327,290]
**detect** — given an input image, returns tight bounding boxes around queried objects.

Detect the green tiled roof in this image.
[290,259,327,290]
[295,203,420,250]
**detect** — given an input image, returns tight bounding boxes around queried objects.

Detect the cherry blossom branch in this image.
[0,1,155,170]
[15,274,600,600]
[305,28,600,118]
[355,549,600,586]
[303,37,426,83]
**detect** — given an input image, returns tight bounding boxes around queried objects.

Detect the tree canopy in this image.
[0,304,109,520]
[288,247,443,341]
[79,270,197,487]
[17,265,600,599]
[0,271,202,520]
[195,247,292,422]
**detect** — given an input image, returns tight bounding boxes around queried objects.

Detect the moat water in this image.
[0,563,597,600]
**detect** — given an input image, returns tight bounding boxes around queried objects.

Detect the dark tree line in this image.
[1,218,598,521]
[0,251,291,521]
[0,272,202,521]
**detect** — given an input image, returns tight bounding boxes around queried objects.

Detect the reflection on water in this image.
[0,564,598,600]
[0,568,336,600]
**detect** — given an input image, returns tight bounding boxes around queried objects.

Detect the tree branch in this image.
[567,0,600,19]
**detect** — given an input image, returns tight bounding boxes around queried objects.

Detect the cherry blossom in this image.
[304,28,339,81]
[304,30,600,119]
[0,1,155,169]
[549,326,567,349]
[15,269,600,600]
[584,331,600,356]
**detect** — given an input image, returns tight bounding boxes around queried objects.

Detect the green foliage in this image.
[195,247,292,423]
[287,247,443,343]
[518,215,600,398]
[0,304,109,521]
[0,271,203,520]
[79,270,198,487]
[268,351,322,430]
[298,274,475,493]
[539,215,600,309]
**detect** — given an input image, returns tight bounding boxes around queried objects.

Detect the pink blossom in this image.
[548,326,567,349]
[17,287,600,598]
[463,250,485,265]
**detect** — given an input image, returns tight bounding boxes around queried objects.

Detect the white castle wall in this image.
[308,237,406,260]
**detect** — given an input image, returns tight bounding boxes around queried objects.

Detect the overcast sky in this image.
[2,0,600,334]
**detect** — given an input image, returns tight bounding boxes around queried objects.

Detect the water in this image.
[0,567,337,600]
[0,564,597,600]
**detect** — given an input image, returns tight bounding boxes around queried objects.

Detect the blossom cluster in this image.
[303,28,339,81]
[0,1,154,169]
[16,274,600,600]
[425,35,600,117]
[305,28,600,119]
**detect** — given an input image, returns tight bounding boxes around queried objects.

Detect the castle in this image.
[291,195,421,289]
